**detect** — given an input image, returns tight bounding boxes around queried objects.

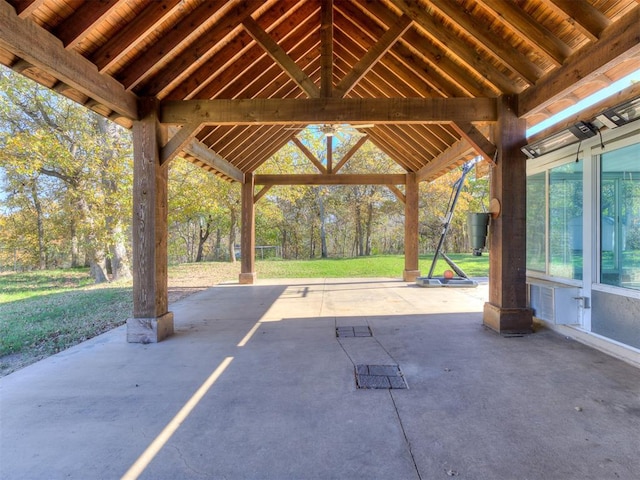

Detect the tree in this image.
[0,67,133,281]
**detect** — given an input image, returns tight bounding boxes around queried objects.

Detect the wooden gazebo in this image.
[1,0,639,342]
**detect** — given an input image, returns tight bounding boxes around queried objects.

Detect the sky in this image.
[526,68,640,137]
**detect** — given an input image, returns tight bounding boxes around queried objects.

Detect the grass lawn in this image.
[0,253,488,376]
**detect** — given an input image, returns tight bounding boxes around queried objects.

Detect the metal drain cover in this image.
[355,364,408,389]
[336,326,372,337]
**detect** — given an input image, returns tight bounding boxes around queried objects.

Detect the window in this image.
[549,162,583,279]
[526,172,546,272]
[526,162,583,281]
[600,143,640,290]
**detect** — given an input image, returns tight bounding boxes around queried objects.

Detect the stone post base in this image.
[403,270,421,282]
[127,312,174,343]
[239,272,257,285]
[483,302,533,335]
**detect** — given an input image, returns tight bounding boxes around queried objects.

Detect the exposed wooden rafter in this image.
[417,139,475,182]
[54,0,121,49]
[519,5,640,118]
[320,0,333,97]
[0,0,138,120]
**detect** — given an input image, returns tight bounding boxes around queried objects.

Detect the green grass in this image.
[0,254,488,376]
[254,253,489,278]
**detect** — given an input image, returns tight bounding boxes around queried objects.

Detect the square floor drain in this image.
[336,326,372,337]
[355,364,408,389]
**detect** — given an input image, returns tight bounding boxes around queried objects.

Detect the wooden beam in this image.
[320,0,333,97]
[483,95,532,334]
[519,6,640,118]
[161,97,498,125]
[291,136,327,173]
[541,0,610,42]
[54,0,120,49]
[451,122,496,164]
[0,0,138,120]
[13,0,44,18]
[243,16,320,98]
[333,135,369,173]
[142,2,265,97]
[417,139,474,182]
[239,173,256,284]
[403,172,420,281]
[477,0,571,66]
[182,139,244,183]
[387,185,405,204]
[254,185,273,203]
[117,0,227,90]
[326,136,333,173]
[91,0,183,72]
[388,0,518,94]
[427,1,542,84]
[129,97,173,342]
[255,174,407,185]
[334,15,412,98]
[160,123,200,165]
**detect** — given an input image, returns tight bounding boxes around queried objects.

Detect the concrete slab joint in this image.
[126,311,174,343]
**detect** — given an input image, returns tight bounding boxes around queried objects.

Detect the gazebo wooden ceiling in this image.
[1,0,639,183]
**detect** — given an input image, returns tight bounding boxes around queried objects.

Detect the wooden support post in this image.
[128,97,174,343]
[483,95,533,334]
[403,172,420,281]
[239,172,257,284]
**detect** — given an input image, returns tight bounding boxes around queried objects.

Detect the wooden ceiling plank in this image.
[320,0,333,97]
[387,0,516,94]
[141,2,264,97]
[195,7,320,100]
[55,0,121,49]
[242,16,320,98]
[255,174,407,185]
[182,138,244,183]
[543,0,610,42]
[427,0,543,84]
[476,0,572,66]
[333,135,369,173]
[366,127,423,171]
[91,0,184,73]
[117,0,228,90]
[233,122,300,170]
[417,139,474,182]
[160,123,201,165]
[375,124,437,164]
[451,122,497,164]
[0,0,138,119]
[334,14,413,98]
[338,1,483,96]
[13,0,44,18]
[519,6,640,117]
[292,136,328,173]
[166,0,317,101]
[161,97,498,125]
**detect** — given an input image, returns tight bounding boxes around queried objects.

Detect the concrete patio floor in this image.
[1,278,639,480]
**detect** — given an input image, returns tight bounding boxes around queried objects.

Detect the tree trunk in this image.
[228,208,237,263]
[319,191,328,258]
[365,202,374,256]
[195,216,211,262]
[214,228,222,260]
[30,181,47,270]
[70,220,80,268]
[109,221,131,280]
